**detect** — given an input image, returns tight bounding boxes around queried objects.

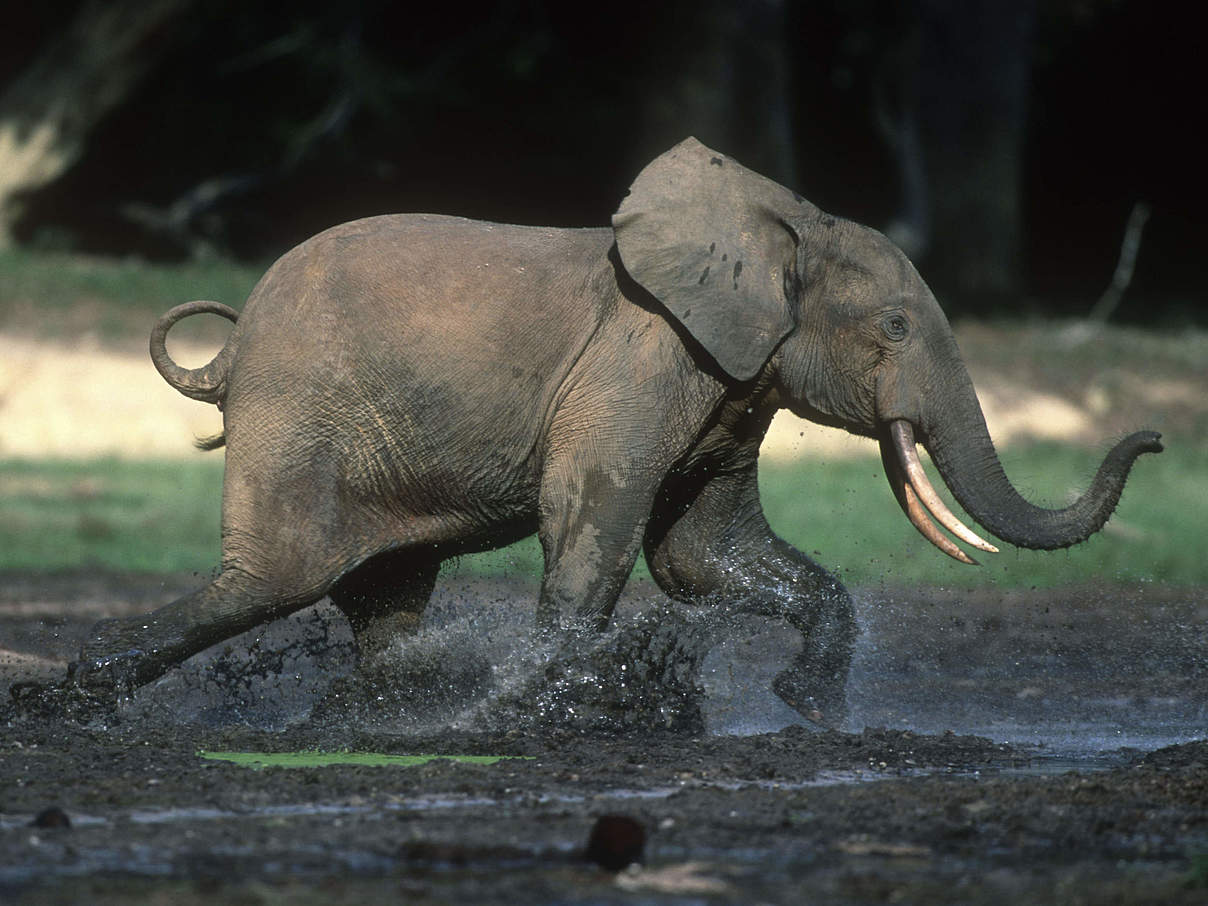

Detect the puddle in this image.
[992,754,1122,777]
[843,589,1208,759]
[0,756,1116,841]
[3,577,1205,903]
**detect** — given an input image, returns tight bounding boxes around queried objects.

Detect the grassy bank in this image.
[1,458,223,573]
[1,443,1192,587]
[0,249,261,342]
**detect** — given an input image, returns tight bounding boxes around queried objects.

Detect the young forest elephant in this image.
[71,138,1161,723]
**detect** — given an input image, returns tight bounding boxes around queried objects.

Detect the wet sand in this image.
[2,574,1206,904]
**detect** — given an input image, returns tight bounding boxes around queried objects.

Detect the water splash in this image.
[314,589,823,737]
[108,601,357,730]
[83,579,826,737]
[35,577,1203,757]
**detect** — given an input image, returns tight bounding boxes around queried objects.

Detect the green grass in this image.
[757,441,1194,588]
[198,750,528,769]
[0,248,261,341]
[1,458,223,572]
[1,442,1197,587]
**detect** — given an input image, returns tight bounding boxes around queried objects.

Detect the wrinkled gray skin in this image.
[71,138,1160,723]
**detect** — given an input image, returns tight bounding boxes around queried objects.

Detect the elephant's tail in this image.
[149,301,239,449]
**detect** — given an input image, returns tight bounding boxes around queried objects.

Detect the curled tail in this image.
[149,300,239,449]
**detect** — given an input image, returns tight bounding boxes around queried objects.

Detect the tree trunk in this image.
[918,0,1036,299]
[0,0,193,247]
[878,0,1036,300]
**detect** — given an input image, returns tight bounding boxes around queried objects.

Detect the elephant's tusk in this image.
[904,480,979,565]
[888,421,999,555]
[880,434,978,565]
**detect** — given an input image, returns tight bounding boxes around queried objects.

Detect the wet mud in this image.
[2,573,1206,904]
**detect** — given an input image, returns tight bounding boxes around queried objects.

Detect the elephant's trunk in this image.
[880,374,1162,561]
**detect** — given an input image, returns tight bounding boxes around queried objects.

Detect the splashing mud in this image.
[12,575,1200,752]
[57,579,827,738]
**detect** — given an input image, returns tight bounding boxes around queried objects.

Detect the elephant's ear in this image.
[612,137,815,381]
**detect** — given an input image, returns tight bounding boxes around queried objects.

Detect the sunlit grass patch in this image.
[1,441,1196,587]
[0,457,222,572]
[757,440,1194,588]
[198,750,529,769]
[0,248,261,342]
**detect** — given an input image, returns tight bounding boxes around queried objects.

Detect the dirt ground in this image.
[2,573,1206,905]
[5,321,1205,461]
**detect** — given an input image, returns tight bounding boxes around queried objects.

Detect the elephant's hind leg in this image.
[72,565,333,692]
[72,461,389,690]
[329,549,441,664]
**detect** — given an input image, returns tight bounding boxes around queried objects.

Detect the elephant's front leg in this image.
[644,465,857,726]
[536,460,656,633]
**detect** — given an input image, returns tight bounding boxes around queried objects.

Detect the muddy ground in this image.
[2,573,1206,904]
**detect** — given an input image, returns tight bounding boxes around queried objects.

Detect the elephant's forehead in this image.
[826,217,902,261]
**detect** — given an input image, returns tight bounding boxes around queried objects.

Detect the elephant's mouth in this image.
[878,420,999,565]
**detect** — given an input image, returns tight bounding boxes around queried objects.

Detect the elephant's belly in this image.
[348,444,543,552]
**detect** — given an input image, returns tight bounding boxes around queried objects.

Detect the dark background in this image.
[1,0,1202,321]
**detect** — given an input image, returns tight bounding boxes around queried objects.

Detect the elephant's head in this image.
[613,137,1161,563]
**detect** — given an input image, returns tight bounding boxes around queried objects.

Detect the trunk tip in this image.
[1116,430,1163,460]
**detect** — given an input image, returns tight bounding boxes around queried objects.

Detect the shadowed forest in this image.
[0,0,1202,322]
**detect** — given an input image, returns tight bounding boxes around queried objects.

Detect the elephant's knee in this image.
[644,540,731,603]
[644,553,687,601]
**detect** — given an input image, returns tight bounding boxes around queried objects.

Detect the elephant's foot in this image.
[349,610,424,670]
[771,664,847,730]
[68,616,185,696]
[67,647,147,696]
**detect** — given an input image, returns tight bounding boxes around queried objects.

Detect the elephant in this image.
[68,137,1160,723]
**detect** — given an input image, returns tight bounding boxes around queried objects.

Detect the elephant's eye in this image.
[881,313,909,341]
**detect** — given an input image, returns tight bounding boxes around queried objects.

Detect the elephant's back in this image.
[235,213,613,343]
[228,214,616,405]
[219,214,619,517]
